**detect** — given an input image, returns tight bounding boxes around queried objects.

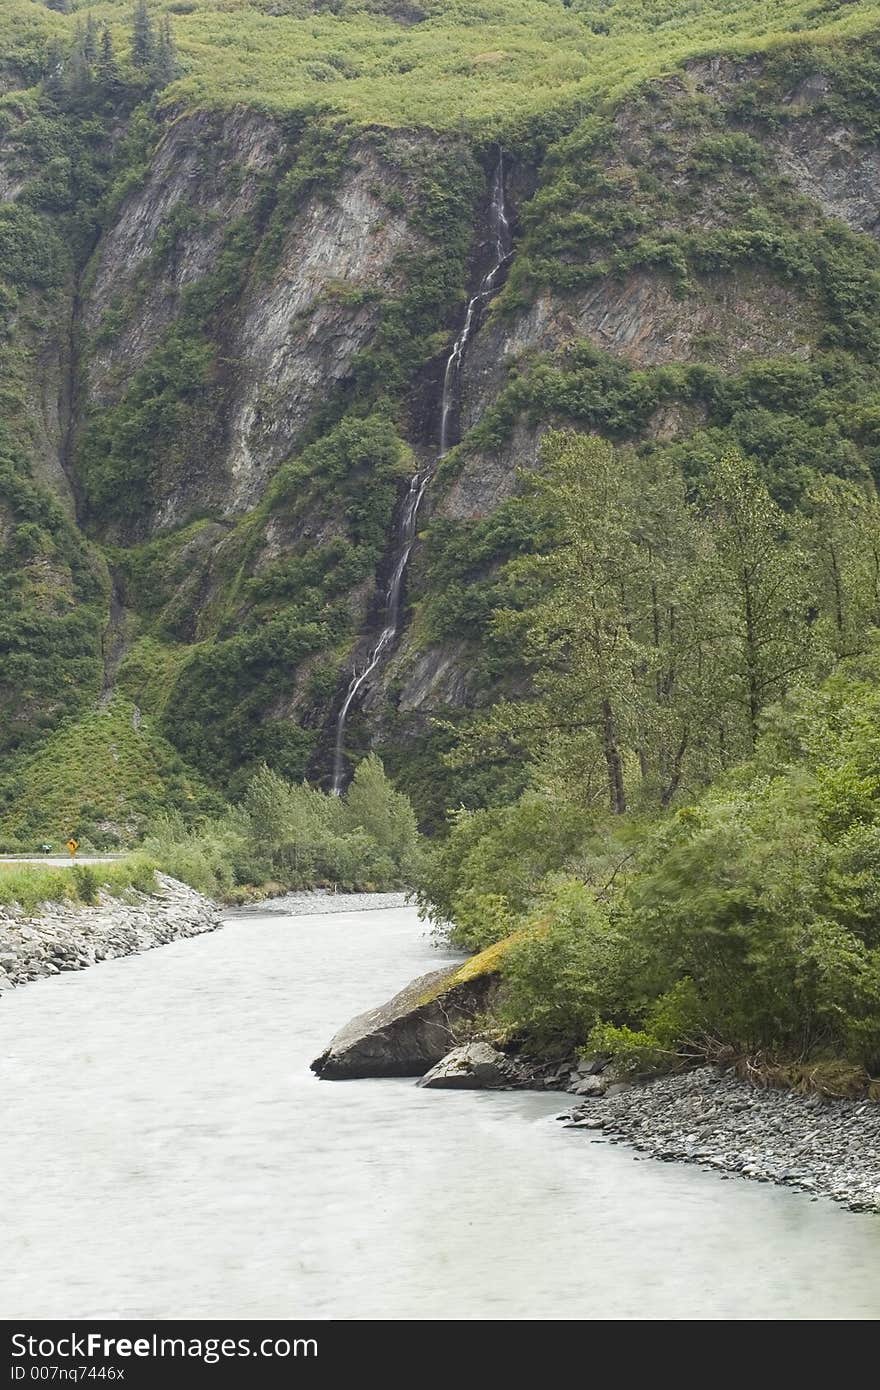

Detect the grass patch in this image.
[37,0,880,130]
[0,854,158,912]
[734,1055,880,1101]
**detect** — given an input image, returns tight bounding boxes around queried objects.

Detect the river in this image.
[2,898,879,1320]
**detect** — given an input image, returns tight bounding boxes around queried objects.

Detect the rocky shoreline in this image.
[0,874,222,991]
[312,946,880,1216]
[561,1066,880,1215]
[417,1044,880,1214]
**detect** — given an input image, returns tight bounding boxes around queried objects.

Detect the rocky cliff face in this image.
[78,115,445,531]
[84,109,283,407]
[3,37,880,829]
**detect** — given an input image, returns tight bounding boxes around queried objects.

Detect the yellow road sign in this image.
[66,838,79,857]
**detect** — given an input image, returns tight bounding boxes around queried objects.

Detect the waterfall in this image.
[330,153,512,793]
[439,155,510,455]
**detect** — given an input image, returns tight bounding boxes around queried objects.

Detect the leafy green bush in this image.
[498,879,624,1047]
[0,203,66,287]
[416,794,590,950]
[71,864,99,905]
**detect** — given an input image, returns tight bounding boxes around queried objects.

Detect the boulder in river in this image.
[569,1074,607,1098]
[418,1041,517,1090]
[311,939,511,1079]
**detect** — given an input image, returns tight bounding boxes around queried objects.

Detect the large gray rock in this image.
[417,1042,516,1090]
[311,960,501,1079]
[569,1074,607,1098]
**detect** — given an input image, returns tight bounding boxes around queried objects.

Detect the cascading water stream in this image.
[330,154,511,793]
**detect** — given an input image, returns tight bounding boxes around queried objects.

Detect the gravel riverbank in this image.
[230,889,409,916]
[564,1067,880,1214]
[0,874,221,990]
[0,887,408,992]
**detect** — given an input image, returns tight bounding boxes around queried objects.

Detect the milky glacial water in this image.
[2,901,879,1320]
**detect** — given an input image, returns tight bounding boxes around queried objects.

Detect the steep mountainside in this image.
[2,0,880,839]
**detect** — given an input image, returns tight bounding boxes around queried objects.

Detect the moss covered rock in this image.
[311,940,510,1079]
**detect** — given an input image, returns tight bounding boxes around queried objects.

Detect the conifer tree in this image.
[83,12,99,66]
[131,0,156,70]
[43,37,66,99]
[67,19,92,96]
[154,15,178,86]
[97,26,122,95]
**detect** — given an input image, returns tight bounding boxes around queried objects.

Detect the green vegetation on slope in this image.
[6,4,880,813]
[83,120,484,785]
[399,34,880,823]
[9,0,880,130]
[114,414,416,790]
[0,435,107,759]
[0,16,173,763]
[0,695,218,847]
[4,0,880,1082]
